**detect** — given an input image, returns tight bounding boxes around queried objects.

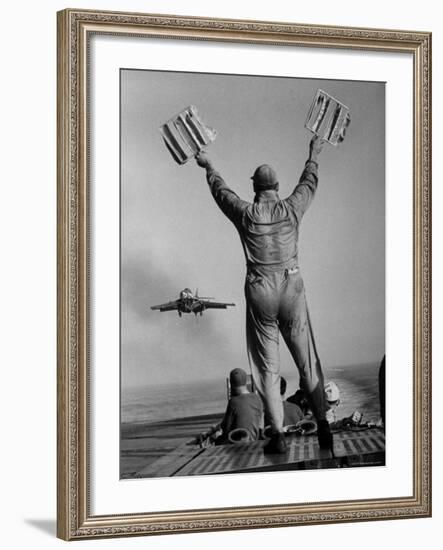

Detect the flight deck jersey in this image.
[205,160,318,268]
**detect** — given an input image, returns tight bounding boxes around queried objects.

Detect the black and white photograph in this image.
[120,69,386,479]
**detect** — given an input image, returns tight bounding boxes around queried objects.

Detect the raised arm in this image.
[195,152,248,226]
[286,136,324,222]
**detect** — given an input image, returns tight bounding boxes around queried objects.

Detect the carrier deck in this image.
[134,426,385,478]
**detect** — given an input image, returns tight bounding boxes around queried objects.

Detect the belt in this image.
[246,257,299,273]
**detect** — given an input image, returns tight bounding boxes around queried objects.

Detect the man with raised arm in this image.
[195,135,332,454]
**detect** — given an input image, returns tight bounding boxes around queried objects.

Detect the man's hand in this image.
[309,135,325,162]
[195,151,212,169]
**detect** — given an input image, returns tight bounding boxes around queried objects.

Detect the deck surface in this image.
[135,427,385,478]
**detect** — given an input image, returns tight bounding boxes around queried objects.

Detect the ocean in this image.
[122,362,382,427]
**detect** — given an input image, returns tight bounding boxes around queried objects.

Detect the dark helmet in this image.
[251,164,278,190]
[230,367,247,389]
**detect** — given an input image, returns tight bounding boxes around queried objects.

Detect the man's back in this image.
[221,393,263,441]
[204,160,318,268]
[241,190,299,266]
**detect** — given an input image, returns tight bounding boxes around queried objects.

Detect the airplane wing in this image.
[200,301,235,309]
[151,300,180,312]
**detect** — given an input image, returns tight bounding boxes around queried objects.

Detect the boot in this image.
[264,432,287,454]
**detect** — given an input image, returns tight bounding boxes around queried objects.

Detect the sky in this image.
[120,69,385,389]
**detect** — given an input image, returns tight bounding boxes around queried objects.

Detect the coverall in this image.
[206,160,326,432]
[220,392,264,442]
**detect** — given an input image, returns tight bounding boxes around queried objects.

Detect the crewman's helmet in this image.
[230,368,247,389]
[251,164,279,190]
[324,381,340,407]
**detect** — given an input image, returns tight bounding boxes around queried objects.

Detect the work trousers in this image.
[245,264,326,433]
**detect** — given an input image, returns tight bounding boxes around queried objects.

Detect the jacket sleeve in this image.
[206,168,248,226]
[285,160,319,222]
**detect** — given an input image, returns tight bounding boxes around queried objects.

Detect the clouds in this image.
[122,255,176,323]
[121,254,245,387]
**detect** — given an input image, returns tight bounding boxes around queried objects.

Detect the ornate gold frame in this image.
[57,8,432,540]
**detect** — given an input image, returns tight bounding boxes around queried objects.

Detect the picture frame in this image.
[57,8,431,540]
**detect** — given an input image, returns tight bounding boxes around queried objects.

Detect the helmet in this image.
[230,367,247,389]
[251,164,278,189]
[324,381,340,403]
